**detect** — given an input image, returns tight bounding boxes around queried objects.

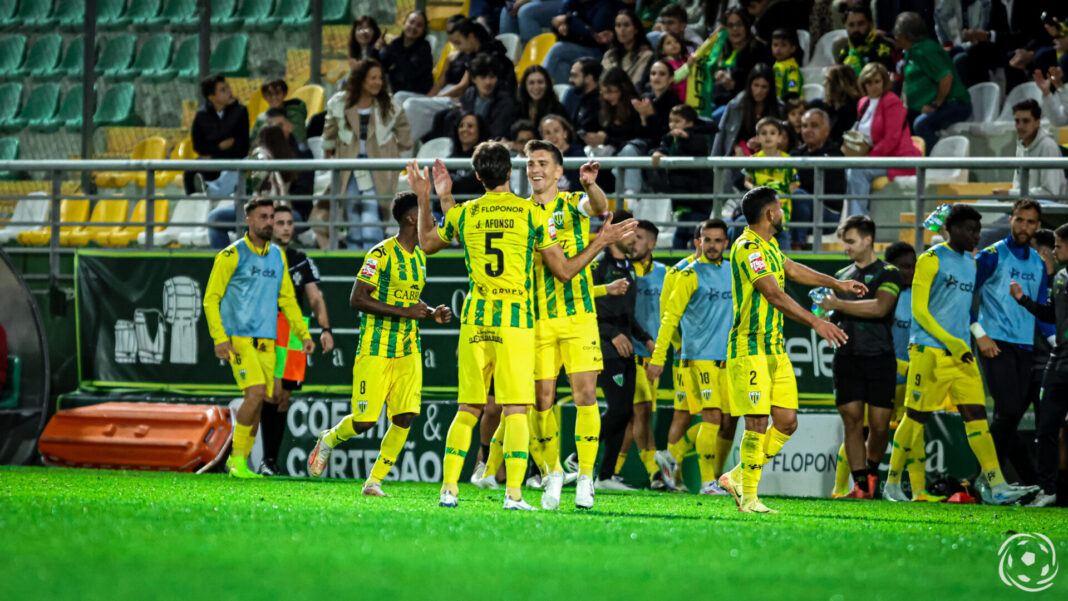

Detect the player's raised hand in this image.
[813,319,848,349]
[1009,280,1025,301]
[834,279,868,296]
[320,330,334,354]
[432,304,453,323]
[605,278,629,295]
[301,338,316,355]
[579,160,600,187]
[405,160,431,198]
[214,341,234,361]
[405,300,432,320]
[432,158,453,198]
[597,212,638,245]
[645,362,664,382]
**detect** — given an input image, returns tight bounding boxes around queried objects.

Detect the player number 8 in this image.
[360,381,366,394]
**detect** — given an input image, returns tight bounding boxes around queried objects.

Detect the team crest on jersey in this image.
[865,274,874,283]
[238,369,246,381]
[749,391,761,404]
[358,400,368,413]
[553,210,565,227]
[612,373,624,387]
[546,217,558,240]
[702,389,712,401]
[360,258,379,279]
[748,252,766,273]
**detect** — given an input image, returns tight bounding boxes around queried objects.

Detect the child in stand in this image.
[783,97,807,151]
[771,28,804,100]
[656,32,692,102]
[744,117,800,245]
[649,104,715,248]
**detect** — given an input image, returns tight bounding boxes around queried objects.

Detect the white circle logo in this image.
[998,533,1059,592]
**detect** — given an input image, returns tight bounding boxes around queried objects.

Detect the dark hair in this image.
[264,107,288,120]
[741,186,780,225]
[345,58,393,119]
[614,210,634,222]
[700,218,728,237]
[659,3,688,23]
[244,197,275,215]
[272,202,293,216]
[452,111,489,152]
[845,4,874,22]
[824,64,863,109]
[469,53,498,79]
[391,191,419,223]
[721,7,755,47]
[1033,228,1056,250]
[451,17,492,49]
[637,219,660,237]
[670,103,698,124]
[838,214,876,239]
[445,14,465,32]
[539,114,577,145]
[741,65,779,136]
[524,139,564,166]
[608,9,652,60]
[257,124,296,182]
[576,57,604,82]
[261,79,288,96]
[1056,224,1068,241]
[349,16,381,60]
[402,9,429,41]
[1012,99,1042,120]
[510,118,536,140]
[518,65,566,124]
[755,115,785,134]
[893,11,928,43]
[1012,198,1042,217]
[200,74,226,101]
[656,31,687,60]
[598,67,640,127]
[944,203,982,231]
[472,141,512,189]
[884,241,916,264]
[771,28,803,62]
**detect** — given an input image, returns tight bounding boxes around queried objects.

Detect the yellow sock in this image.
[324,416,357,448]
[668,440,686,466]
[739,430,767,504]
[503,413,530,500]
[696,422,720,482]
[964,418,1005,487]
[615,452,628,475]
[887,416,921,485]
[682,423,700,455]
[232,423,254,457]
[369,424,409,483]
[485,423,504,476]
[833,443,850,495]
[763,426,791,462]
[907,447,927,496]
[639,449,657,478]
[442,411,478,494]
[574,404,600,478]
[714,435,733,476]
[534,408,561,474]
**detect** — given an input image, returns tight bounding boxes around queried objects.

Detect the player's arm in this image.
[203,248,238,358]
[304,282,333,353]
[784,257,868,296]
[821,274,899,318]
[1010,279,1057,323]
[911,252,973,361]
[578,160,608,216]
[432,158,456,215]
[540,213,638,282]
[350,279,432,319]
[278,256,314,353]
[970,247,1002,358]
[407,161,449,255]
[646,274,695,380]
[593,279,629,297]
[751,274,848,347]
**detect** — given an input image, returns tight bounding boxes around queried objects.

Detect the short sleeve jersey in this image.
[438,190,558,328]
[355,237,427,358]
[728,228,787,358]
[833,259,903,356]
[532,191,597,320]
[284,246,321,311]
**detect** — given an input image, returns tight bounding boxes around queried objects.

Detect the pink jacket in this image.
[857,92,921,179]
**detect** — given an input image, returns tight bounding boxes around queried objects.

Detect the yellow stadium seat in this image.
[428,0,469,31]
[143,136,198,189]
[247,88,267,129]
[290,84,324,117]
[911,136,925,155]
[432,41,454,83]
[871,136,928,191]
[60,199,128,247]
[515,33,556,81]
[98,200,170,247]
[1059,126,1068,146]
[17,199,90,246]
[95,136,168,188]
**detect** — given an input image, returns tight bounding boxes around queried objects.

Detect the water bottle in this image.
[809,287,834,319]
[922,203,952,232]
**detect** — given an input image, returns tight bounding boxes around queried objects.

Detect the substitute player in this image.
[717,187,857,514]
[647,219,737,495]
[409,143,636,510]
[307,193,452,496]
[260,204,334,476]
[883,204,1038,505]
[204,198,314,479]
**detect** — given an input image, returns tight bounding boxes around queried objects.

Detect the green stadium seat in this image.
[159,34,198,81]
[118,33,172,81]
[322,0,350,25]
[94,83,138,126]
[0,35,27,81]
[128,0,163,29]
[16,0,57,31]
[275,0,309,28]
[0,138,18,181]
[208,0,237,28]
[153,0,196,30]
[16,33,61,79]
[219,0,279,32]
[56,0,88,31]
[95,33,136,78]
[209,33,248,78]
[0,82,22,130]
[0,0,18,26]
[32,84,89,131]
[99,0,132,30]
[39,35,87,81]
[3,82,59,132]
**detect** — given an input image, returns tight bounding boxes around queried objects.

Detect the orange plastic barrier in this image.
[38,402,232,473]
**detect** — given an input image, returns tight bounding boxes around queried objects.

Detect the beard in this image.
[849,31,868,46]
[772,218,785,234]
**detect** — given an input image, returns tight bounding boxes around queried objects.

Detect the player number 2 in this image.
[484,232,504,277]
[749,370,757,385]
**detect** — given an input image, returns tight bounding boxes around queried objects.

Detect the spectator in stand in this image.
[507,119,538,191]
[790,107,845,244]
[894,11,972,154]
[323,59,412,249]
[518,65,567,126]
[250,80,308,145]
[377,10,434,98]
[743,116,800,244]
[426,16,470,96]
[500,0,564,43]
[844,62,921,217]
[1033,15,1068,78]
[348,16,384,68]
[1034,66,1068,127]
[540,113,589,191]
[567,58,604,132]
[635,0,672,29]
[833,4,896,77]
[712,65,783,158]
[993,99,1067,201]
[652,3,703,50]
[468,0,507,34]
[746,0,812,44]
[688,7,773,120]
[263,108,314,216]
[770,28,803,100]
[585,68,643,195]
[951,0,1052,89]
[457,54,519,140]
[186,74,249,196]
[784,96,806,146]
[656,32,691,101]
[648,104,714,248]
[543,0,624,84]
[432,18,516,99]
[447,112,491,197]
[602,8,656,89]
[249,124,297,200]
[809,64,861,146]
[634,59,683,146]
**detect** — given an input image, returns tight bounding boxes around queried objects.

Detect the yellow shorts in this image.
[687,359,729,413]
[633,356,657,410]
[727,353,799,416]
[458,324,535,406]
[229,336,276,392]
[534,314,603,380]
[904,344,984,412]
[350,352,422,422]
[672,359,699,413]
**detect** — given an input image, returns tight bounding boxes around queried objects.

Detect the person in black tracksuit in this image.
[591,211,654,488]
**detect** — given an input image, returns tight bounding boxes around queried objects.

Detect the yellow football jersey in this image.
[532,191,597,320]
[727,227,786,358]
[355,237,427,358]
[438,191,558,328]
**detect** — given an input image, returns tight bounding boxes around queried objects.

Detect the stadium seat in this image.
[398,137,454,191]
[98,0,132,29]
[21,0,63,30]
[0,192,49,243]
[801,29,845,86]
[128,0,164,29]
[118,33,174,81]
[871,137,927,192]
[207,0,238,29]
[15,33,61,79]
[432,41,454,82]
[161,35,199,81]
[275,0,310,29]
[515,33,555,82]
[152,196,211,246]
[219,0,280,32]
[93,83,139,126]
[322,0,350,25]
[16,198,90,246]
[178,199,231,246]
[0,0,17,26]
[0,82,22,130]
[0,137,20,180]
[1059,126,1068,146]
[996,82,1041,121]
[152,0,196,29]
[209,34,249,78]
[61,199,129,247]
[891,136,971,187]
[290,84,324,117]
[802,82,823,101]
[0,35,27,81]
[31,84,88,132]
[496,33,520,64]
[947,82,1001,135]
[54,0,89,31]
[95,136,167,188]
[796,29,811,65]
[98,199,170,246]
[246,88,266,129]
[3,0,49,31]
[46,35,88,81]
[96,33,137,78]
[3,82,59,133]
[141,135,197,188]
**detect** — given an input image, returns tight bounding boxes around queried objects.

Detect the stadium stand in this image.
[2,83,60,133]
[128,0,164,30]
[274,0,311,29]
[95,136,168,188]
[97,199,170,246]
[98,0,132,30]
[0,82,22,131]
[96,33,137,78]
[118,33,174,81]
[0,137,19,180]
[12,0,54,31]
[208,34,250,78]
[34,83,87,132]
[16,33,62,80]
[59,198,128,247]
[514,33,556,82]
[16,197,90,246]
[0,192,48,242]
[50,35,88,81]
[0,34,27,80]
[93,83,138,126]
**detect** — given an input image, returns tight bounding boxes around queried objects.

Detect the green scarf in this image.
[843,29,878,75]
[687,31,731,117]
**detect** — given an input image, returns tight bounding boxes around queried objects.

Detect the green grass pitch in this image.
[1,466,1064,600]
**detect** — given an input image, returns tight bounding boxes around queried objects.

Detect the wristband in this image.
[969,322,987,339]
[320,327,332,335]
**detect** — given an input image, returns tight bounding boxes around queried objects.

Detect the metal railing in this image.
[1,156,1066,285]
